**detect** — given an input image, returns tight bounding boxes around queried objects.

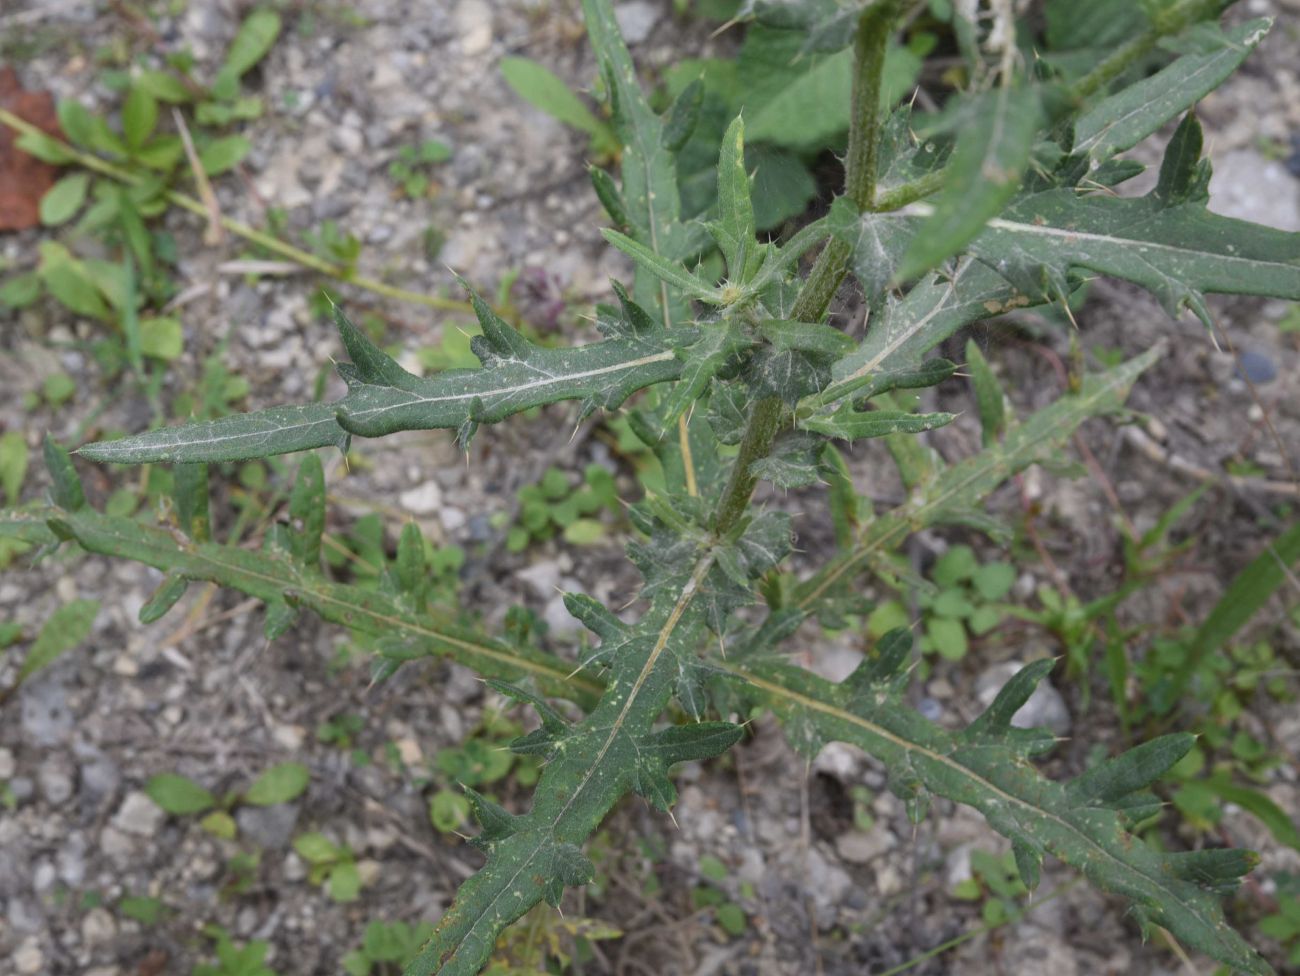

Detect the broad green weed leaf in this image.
[198,135,251,176]
[244,761,310,806]
[215,8,281,90]
[15,598,99,685]
[139,317,183,361]
[122,86,158,150]
[39,173,90,226]
[0,432,28,505]
[146,773,216,814]
[499,57,617,155]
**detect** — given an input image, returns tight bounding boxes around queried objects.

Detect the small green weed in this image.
[501,463,621,552]
[387,139,452,198]
[193,925,281,976]
[344,920,437,976]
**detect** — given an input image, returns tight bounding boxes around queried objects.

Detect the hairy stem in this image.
[1070,0,1223,101]
[710,394,784,536]
[790,0,900,326]
[0,108,473,315]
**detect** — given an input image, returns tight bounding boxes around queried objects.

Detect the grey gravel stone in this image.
[614,0,660,44]
[20,679,73,746]
[37,764,75,807]
[236,803,300,849]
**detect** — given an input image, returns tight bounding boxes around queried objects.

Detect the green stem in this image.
[715,2,901,535]
[711,394,784,536]
[790,0,900,327]
[0,108,473,316]
[1070,0,1222,101]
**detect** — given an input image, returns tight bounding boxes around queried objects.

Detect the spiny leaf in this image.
[602,228,721,302]
[965,339,1007,446]
[1072,18,1271,163]
[709,114,756,279]
[41,506,603,706]
[895,84,1041,282]
[965,189,1300,323]
[734,657,1272,975]
[797,347,1163,609]
[288,454,325,570]
[800,405,954,443]
[43,436,84,510]
[78,401,346,466]
[821,259,1022,407]
[174,463,210,542]
[79,297,687,465]
[1153,111,1210,208]
[139,574,189,624]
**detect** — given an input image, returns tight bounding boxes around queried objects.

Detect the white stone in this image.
[835,827,891,865]
[0,748,15,779]
[399,481,443,515]
[455,0,493,56]
[14,937,44,974]
[112,790,165,837]
[81,906,117,945]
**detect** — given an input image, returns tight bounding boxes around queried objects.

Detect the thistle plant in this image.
[5,1,1300,973]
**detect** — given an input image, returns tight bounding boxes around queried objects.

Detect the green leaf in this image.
[499,57,617,154]
[44,436,86,511]
[965,339,1006,446]
[0,432,28,505]
[710,114,756,278]
[145,773,216,814]
[78,401,347,465]
[81,290,690,466]
[294,832,339,863]
[602,229,721,302]
[244,762,310,806]
[289,455,326,570]
[216,8,282,85]
[970,189,1300,321]
[0,273,42,308]
[738,657,1271,975]
[139,575,189,624]
[38,241,109,320]
[801,406,953,442]
[1169,520,1300,703]
[14,598,99,685]
[740,28,919,149]
[328,861,362,902]
[198,135,251,176]
[122,86,159,151]
[39,173,91,226]
[798,347,1163,610]
[134,70,191,103]
[1073,19,1271,163]
[895,85,1040,282]
[139,316,183,361]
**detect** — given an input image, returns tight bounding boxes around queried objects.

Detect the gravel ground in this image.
[2,2,1299,975]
